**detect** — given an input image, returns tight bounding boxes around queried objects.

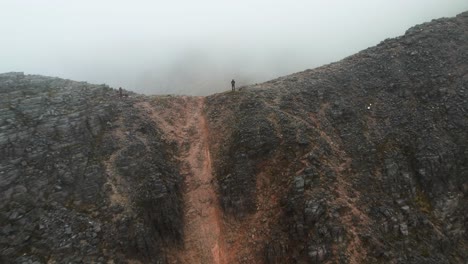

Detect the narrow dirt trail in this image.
[137,96,228,264]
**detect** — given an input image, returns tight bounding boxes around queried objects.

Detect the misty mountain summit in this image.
[1,11,468,264]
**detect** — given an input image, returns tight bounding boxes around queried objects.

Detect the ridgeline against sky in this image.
[1,0,467,95]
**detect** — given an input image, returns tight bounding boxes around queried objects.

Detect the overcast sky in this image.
[1,1,467,95]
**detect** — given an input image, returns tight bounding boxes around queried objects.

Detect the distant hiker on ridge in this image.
[231,79,236,91]
[119,87,123,98]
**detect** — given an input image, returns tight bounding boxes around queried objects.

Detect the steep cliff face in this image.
[1,11,467,264]
[205,12,468,263]
[0,76,186,263]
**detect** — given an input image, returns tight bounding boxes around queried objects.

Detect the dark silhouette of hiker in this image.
[119,87,123,98]
[231,79,235,91]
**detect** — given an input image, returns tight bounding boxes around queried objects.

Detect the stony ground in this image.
[1,11,467,264]
[136,96,228,263]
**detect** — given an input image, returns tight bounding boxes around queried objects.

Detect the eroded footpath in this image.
[137,96,228,264]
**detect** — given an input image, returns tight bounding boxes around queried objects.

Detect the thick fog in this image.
[1,1,467,95]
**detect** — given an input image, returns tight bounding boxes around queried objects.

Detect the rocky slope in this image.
[1,11,467,264]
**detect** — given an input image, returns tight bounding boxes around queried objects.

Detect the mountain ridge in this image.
[1,11,467,264]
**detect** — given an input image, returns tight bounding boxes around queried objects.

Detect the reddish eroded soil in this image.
[220,166,287,263]
[134,94,374,263]
[137,96,228,264]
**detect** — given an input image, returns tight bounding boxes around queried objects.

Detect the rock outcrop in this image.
[0,74,184,263]
[1,11,467,264]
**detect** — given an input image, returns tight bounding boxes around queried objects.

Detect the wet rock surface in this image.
[206,12,468,263]
[1,11,468,264]
[0,74,183,263]
[0,73,116,263]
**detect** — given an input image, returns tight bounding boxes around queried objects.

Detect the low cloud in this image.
[0,0,467,95]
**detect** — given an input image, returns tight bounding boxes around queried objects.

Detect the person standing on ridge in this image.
[231,79,236,91]
[119,87,123,98]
